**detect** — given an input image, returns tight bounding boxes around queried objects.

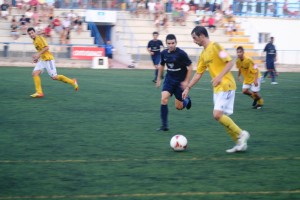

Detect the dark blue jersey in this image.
[264,42,276,61]
[147,40,164,55]
[160,47,192,82]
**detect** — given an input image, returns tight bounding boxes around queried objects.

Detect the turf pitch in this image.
[0,67,299,199]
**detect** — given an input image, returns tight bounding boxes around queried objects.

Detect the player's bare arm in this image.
[32,46,49,61]
[237,69,242,82]
[212,60,233,87]
[181,64,193,89]
[156,65,164,88]
[182,72,203,99]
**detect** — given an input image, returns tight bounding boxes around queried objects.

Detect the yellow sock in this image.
[57,75,74,85]
[33,75,43,94]
[219,115,242,142]
[251,93,256,100]
[257,98,264,105]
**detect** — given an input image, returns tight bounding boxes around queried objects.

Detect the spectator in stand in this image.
[48,6,54,24]
[155,0,164,14]
[201,15,208,27]
[208,15,216,32]
[172,7,180,26]
[224,5,234,22]
[161,13,168,33]
[34,21,44,35]
[0,0,10,20]
[147,0,156,19]
[16,0,24,13]
[19,15,27,35]
[43,24,52,42]
[62,16,71,30]
[62,27,71,45]
[179,8,186,26]
[137,0,146,18]
[73,16,83,35]
[189,0,196,13]
[226,20,237,36]
[11,18,20,40]
[194,15,201,25]
[30,0,38,10]
[32,7,40,26]
[67,9,76,21]
[25,7,33,24]
[215,8,224,26]
[204,0,211,14]
[181,2,190,23]
[52,16,63,42]
[129,0,137,18]
[154,12,160,31]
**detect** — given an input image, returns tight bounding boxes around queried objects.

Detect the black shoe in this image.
[253,104,263,109]
[157,126,169,131]
[186,97,192,110]
[252,99,258,107]
[152,79,157,83]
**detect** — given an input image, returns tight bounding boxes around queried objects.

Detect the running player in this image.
[147,31,164,83]
[27,27,78,98]
[182,26,249,153]
[156,34,192,131]
[236,46,264,109]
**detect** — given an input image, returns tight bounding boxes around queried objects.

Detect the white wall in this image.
[239,17,300,64]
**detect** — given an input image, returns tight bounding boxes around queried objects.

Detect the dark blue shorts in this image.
[151,54,161,65]
[162,77,183,101]
[106,54,113,59]
[266,61,275,69]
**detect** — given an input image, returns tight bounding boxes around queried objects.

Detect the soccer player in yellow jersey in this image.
[236,46,264,109]
[27,27,78,98]
[182,26,249,153]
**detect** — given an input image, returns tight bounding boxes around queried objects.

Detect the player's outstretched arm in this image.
[182,72,203,99]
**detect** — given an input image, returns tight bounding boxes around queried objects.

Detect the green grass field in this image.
[0,67,299,200]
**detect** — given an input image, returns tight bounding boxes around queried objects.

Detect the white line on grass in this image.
[0,190,300,199]
[0,157,299,164]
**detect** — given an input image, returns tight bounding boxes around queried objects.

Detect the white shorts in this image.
[213,90,235,115]
[242,78,261,92]
[33,60,57,77]
[1,11,8,17]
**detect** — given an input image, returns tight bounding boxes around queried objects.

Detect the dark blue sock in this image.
[270,71,276,82]
[154,69,158,80]
[161,104,168,128]
[263,71,269,78]
[183,96,190,108]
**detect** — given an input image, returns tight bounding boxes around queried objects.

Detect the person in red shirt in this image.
[208,15,216,32]
[44,24,52,43]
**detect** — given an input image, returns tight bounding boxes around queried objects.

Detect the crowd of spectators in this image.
[0,0,83,43]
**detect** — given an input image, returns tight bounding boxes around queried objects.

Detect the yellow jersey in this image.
[236,56,261,84]
[196,41,236,93]
[33,35,54,61]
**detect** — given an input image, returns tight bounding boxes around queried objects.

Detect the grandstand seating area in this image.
[116,11,264,68]
[1,5,267,68]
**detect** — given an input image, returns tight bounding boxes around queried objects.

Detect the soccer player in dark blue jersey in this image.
[262,37,278,84]
[147,32,164,83]
[156,34,192,131]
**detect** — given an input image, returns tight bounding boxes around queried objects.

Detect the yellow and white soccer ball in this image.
[170,135,188,151]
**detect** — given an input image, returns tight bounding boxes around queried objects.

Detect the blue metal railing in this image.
[87,22,104,46]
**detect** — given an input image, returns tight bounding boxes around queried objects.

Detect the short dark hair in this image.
[27,27,35,33]
[153,31,159,35]
[191,26,209,38]
[166,34,177,42]
[236,46,244,52]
